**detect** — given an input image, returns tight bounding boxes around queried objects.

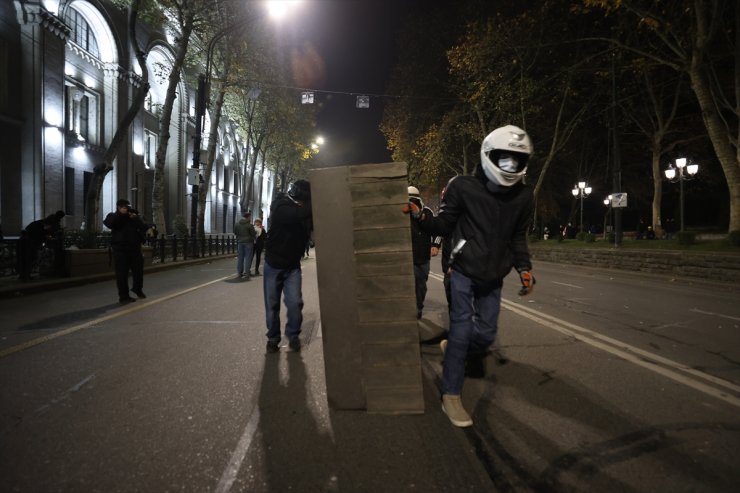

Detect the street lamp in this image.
[664,157,699,232]
[571,181,592,234]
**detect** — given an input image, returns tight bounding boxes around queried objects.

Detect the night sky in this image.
[275,0,427,167]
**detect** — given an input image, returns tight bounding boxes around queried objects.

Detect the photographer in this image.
[263,180,313,353]
[104,199,148,303]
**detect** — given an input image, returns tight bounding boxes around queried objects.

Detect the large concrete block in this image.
[310,162,424,414]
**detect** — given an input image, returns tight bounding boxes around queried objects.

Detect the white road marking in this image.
[552,281,583,289]
[214,406,261,493]
[690,308,740,322]
[0,275,232,359]
[501,298,740,409]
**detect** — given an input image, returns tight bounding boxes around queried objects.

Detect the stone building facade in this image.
[0,0,274,236]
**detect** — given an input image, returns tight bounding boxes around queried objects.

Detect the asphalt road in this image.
[0,253,738,492]
[424,258,740,492]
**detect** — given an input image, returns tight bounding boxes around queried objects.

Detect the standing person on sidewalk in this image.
[407,186,441,320]
[104,199,148,303]
[263,180,313,353]
[404,125,536,428]
[234,211,256,280]
[253,218,266,276]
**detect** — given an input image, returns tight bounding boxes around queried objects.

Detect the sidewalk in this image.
[0,253,236,299]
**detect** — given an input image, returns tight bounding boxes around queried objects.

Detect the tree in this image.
[149,0,219,235]
[84,0,149,238]
[586,0,739,232]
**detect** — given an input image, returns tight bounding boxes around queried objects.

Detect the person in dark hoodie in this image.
[104,199,148,303]
[263,180,312,353]
[234,210,256,280]
[405,125,536,428]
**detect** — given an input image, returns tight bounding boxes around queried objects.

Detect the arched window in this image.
[65,7,100,59]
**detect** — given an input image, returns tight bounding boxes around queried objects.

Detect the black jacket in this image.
[410,206,440,265]
[103,212,147,251]
[418,172,532,285]
[265,194,312,269]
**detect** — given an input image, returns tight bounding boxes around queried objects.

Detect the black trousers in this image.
[254,246,263,273]
[113,249,144,298]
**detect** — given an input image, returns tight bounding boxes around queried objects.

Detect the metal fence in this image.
[0,235,236,279]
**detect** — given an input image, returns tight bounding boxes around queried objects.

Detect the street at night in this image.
[1,255,738,492]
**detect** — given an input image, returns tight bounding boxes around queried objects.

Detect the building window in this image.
[65,84,98,145]
[65,167,75,216]
[144,130,157,168]
[65,7,100,59]
[83,171,92,215]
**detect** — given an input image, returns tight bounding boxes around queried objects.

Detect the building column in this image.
[15,1,68,225]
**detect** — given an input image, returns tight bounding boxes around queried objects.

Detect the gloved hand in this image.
[402,201,421,219]
[518,270,535,296]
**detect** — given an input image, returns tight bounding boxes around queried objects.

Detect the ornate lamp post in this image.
[664,157,699,232]
[571,181,592,234]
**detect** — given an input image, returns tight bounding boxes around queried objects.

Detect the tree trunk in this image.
[650,135,664,235]
[688,59,740,232]
[245,133,265,211]
[85,1,148,238]
[256,149,267,219]
[197,58,230,237]
[151,15,194,235]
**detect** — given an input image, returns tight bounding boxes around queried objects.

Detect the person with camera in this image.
[104,199,148,303]
[263,180,313,353]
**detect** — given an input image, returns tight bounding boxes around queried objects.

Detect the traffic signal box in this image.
[309,162,424,414]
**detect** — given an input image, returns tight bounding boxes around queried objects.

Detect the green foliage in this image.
[727,230,740,247]
[172,215,189,238]
[677,231,696,246]
[584,233,596,243]
[528,233,540,243]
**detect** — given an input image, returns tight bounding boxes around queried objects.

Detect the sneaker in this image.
[440,339,448,355]
[266,341,280,354]
[441,394,473,427]
[119,296,137,304]
[244,274,251,281]
[131,289,146,299]
[289,337,301,352]
[253,270,260,276]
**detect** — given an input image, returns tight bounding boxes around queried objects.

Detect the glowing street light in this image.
[664,157,699,232]
[571,181,592,234]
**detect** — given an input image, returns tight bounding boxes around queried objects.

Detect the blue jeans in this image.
[237,242,254,276]
[263,261,303,343]
[442,270,502,395]
[414,262,430,314]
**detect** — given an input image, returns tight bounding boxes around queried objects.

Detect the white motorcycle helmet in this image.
[480,125,533,187]
[408,186,424,207]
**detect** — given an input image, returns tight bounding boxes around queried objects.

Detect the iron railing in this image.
[0,235,236,279]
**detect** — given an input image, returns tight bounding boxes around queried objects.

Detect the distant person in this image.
[664,218,677,240]
[234,210,256,280]
[263,180,313,353]
[406,125,535,428]
[407,186,441,320]
[145,224,158,245]
[17,210,65,280]
[636,218,646,240]
[253,218,266,276]
[104,199,148,303]
[646,225,656,240]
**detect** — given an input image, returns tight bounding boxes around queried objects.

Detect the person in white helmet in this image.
[407,186,441,320]
[404,125,536,428]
